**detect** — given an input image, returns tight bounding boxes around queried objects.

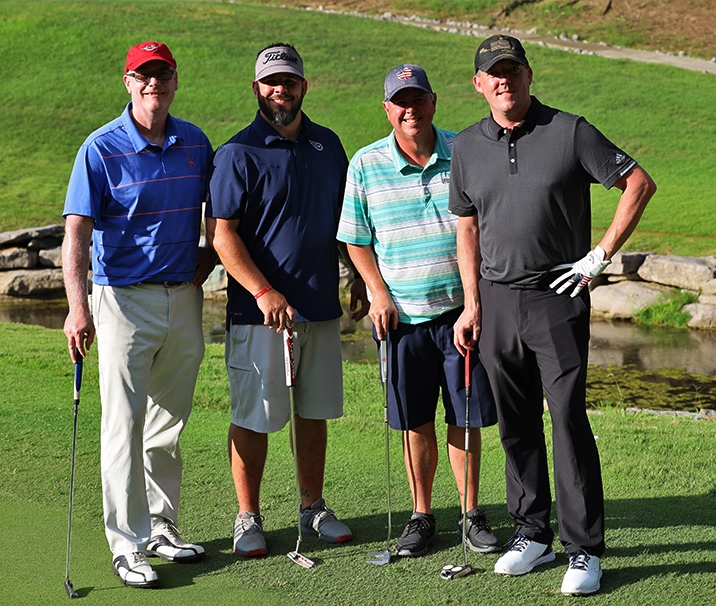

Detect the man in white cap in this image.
[63,40,213,588]
[206,42,366,558]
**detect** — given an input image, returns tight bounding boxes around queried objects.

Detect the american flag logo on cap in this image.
[397,67,413,80]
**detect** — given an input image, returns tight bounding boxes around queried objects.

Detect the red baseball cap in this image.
[125,41,176,72]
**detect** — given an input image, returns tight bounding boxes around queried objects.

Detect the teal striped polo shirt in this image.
[337,127,463,324]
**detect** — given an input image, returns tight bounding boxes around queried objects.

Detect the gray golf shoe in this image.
[233,511,267,557]
[300,498,353,543]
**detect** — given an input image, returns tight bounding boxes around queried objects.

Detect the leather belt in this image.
[140,281,187,287]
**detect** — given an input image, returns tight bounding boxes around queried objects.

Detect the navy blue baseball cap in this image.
[384,64,433,101]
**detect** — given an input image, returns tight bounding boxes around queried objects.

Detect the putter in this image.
[283,327,316,569]
[440,348,474,580]
[64,352,83,599]
[367,337,391,565]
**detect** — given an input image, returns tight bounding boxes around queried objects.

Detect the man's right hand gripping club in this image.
[549,245,611,298]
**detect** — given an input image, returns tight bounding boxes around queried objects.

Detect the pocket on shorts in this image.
[226,325,254,371]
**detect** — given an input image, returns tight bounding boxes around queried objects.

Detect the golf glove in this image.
[549,246,611,298]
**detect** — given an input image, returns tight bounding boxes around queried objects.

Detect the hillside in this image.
[264,0,716,60]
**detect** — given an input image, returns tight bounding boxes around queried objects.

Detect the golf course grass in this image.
[1,1,716,604]
[1,323,715,605]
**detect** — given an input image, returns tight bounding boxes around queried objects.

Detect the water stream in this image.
[2,297,715,374]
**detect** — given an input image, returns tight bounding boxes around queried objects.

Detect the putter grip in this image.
[379,339,387,384]
[283,327,296,387]
[464,349,471,393]
[74,354,83,398]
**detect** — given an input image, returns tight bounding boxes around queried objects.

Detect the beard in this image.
[257,91,303,128]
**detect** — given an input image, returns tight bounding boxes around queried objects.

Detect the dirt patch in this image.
[271,0,716,60]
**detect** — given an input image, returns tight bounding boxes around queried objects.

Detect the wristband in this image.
[254,285,273,299]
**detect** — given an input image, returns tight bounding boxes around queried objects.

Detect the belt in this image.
[140,281,187,287]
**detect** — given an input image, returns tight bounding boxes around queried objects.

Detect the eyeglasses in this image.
[126,69,175,84]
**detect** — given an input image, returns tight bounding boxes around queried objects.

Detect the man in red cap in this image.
[63,41,214,589]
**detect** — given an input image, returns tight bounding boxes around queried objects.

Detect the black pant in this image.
[479,280,605,557]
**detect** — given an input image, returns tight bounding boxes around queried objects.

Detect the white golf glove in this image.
[549,246,611,298]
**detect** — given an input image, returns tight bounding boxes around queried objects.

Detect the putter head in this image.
[440,564,473,580]
[367,549,391,565]
[64,579,79,598]
[288,550,315,569]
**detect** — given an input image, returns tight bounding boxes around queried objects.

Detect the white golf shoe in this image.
[561,550,602,595]
[147,517,205,563]
[112,552,159,588]
[494,533,556,576]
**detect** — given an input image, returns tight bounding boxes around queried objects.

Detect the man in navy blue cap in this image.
[338,63,499,558]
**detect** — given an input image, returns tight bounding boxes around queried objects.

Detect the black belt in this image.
[140,281,187,287]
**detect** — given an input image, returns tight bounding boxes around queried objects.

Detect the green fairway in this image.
[0,0,715,254]
[1,322,716,604]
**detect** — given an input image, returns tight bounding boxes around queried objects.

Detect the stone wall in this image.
[591,252,716,329]
[0,225,65,299]
[2,225,715,330]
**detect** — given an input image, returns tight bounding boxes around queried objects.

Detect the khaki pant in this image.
[93,283,204,557]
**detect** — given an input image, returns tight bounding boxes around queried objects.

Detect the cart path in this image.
[306,6,716,76]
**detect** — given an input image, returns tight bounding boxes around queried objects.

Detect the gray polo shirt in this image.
[449,97,636,286]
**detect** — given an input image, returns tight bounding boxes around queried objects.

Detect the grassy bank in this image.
[0,1,715,254]
[1,322,716,605]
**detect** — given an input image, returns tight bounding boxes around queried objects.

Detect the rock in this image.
[700,295,716,306]
[0,224,64,248]
[204,264,227,294]
[591,281,674,319]
[38,246,63,268]
[0,268,65,296]
[701,279,716,295]
[0,247,38,269]
[27,236,63,250]
[603,251,648,276]
[683,303,716,329]
[637,255,714,290]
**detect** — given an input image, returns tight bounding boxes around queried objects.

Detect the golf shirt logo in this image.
[309,140,324,151]
[186,152,195,167]
[615,152,626,165]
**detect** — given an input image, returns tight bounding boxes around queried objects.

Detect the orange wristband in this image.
[254,285,273,299]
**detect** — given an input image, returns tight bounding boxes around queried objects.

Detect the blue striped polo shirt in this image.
[337,127,463,324]
[64,103,212,285]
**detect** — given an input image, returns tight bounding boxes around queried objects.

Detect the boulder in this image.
[683,303,716,329]
[591,281,674,319]
[0,247,38,269]
[637,255,714,290]
[0,268,65,296]
[27,236,63,250]
[0,224,64,248]
[603,251,649,276]
[204,264,227,295]
[38,246,63,268]
[702,279,716,295]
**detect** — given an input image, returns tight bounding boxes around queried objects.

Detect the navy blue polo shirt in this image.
[207,112,348,325]
[449,97,636,286]
[64,103,212,285]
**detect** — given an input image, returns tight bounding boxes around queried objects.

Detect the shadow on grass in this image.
[148,493,716,591]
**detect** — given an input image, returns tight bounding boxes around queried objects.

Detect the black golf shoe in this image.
[396,512,436,557]
[457,508,501,553]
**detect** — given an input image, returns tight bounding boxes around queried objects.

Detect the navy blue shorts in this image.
[374,307,497,431]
